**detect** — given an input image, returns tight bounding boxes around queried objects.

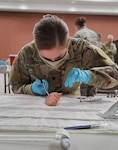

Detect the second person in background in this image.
[73,16,100,48]
[73,16,101,96]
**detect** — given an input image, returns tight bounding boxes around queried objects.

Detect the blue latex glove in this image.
[65,68,91,88]
[0,61,5,66]
[31,79,49,95]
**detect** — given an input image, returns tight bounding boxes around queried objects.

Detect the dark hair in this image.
[75,17,86,28]
[97,33,102,40]
[33,14,69,50]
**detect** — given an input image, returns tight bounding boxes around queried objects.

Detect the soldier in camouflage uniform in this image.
[9,14,118,96]
[102,34,117,62]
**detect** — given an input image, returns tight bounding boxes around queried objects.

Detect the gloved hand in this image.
[31,79,49,95]
[65,68,91,88]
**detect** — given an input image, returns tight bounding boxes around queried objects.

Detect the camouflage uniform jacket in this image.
[9,38,118,95]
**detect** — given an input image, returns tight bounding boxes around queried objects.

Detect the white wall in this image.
[0,0,118,15]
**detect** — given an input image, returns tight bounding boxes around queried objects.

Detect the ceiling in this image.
[0,0,118,15]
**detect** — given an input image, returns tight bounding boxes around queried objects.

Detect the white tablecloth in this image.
[0,94,117,133]
[0,94,118,150]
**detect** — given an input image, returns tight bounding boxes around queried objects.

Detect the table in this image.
[0,94,118,150]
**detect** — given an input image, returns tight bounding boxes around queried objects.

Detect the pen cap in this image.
[55,129,71,149]
[60,137,71,149]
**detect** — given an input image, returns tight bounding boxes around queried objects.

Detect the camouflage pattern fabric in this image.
[9,38,118,95]
[102,42,117,61]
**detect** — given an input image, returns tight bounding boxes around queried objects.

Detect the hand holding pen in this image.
[31,79,49,95]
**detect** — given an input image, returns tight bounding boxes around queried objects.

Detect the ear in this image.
[66,37,71,48]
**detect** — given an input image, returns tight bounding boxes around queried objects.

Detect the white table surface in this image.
[0,65,11,72]
[0,94,117,150]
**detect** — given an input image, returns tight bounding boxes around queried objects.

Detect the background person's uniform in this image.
[102,41,117,62]
[73,26,100,48]
[9,38,118,95]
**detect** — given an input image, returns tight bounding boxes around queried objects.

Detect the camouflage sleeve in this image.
[9,48,35,95]
[83,43,115,68]
[70,38,115,69]
[88,65,118,89]
[112,44,117,55]
[101,43,117,56]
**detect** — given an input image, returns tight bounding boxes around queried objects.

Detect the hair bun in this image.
[43,14,53,18]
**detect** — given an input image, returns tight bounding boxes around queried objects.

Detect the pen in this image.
[41,82,49,95]
[64,124,100,130]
